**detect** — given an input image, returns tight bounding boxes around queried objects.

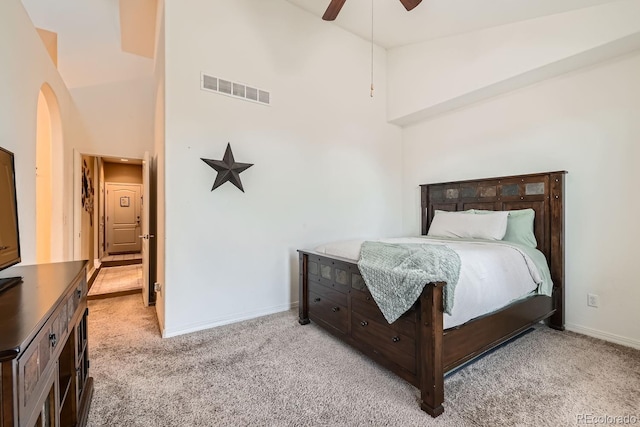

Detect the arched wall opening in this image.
[36,83,64,263]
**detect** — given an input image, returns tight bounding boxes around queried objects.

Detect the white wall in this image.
[0,0,91,264]
[402,52,640,348]
[35,90,53,263]
[21,0,156,160]
[153,0,166,332]
[161,0,402,336]
[70,79,155,158]
[387,0,640,125]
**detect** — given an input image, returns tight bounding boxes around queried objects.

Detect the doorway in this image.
[74,153,156,305]
[36,84,64,262]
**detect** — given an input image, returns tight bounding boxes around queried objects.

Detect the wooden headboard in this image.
[420,171,567,328]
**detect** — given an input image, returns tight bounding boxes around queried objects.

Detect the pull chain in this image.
[370,0,374,97]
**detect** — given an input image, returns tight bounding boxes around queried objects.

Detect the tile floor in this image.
[88,265,142,297]
[101,253,142,263]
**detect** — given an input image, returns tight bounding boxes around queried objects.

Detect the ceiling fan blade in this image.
[323,0,347,21]
[398,0,422,11]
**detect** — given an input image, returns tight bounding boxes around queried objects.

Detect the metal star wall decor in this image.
[201,143,254,192]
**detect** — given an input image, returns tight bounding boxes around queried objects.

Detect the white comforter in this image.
[314,237,542,329]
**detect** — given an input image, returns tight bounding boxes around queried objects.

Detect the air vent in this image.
[201,73,270,106]
[246,86,258,101]
[219,79,232,95]
[258,90,270,104]
[202,75,217,91]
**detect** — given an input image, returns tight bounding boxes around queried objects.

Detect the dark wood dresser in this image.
[0,261,93,427]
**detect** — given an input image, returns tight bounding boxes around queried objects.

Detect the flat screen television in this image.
[0,146,22,292]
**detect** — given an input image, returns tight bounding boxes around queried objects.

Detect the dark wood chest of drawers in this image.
[0,262,93,427]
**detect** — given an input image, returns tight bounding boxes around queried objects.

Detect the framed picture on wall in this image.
[120,196,130,207]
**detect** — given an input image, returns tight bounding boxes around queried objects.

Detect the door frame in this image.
[73,151,155,306]
[141,151,151,306]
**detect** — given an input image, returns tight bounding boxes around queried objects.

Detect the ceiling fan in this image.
[322,0,422,21]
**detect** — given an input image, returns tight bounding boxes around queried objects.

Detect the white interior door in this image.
[141,151,151,306]
[106,183,142,254]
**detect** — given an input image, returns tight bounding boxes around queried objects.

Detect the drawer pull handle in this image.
[392,336,400,343]
[331,306,340,312]
[314,297,321,302]
[49,333,57,348]
[360,321,368,327]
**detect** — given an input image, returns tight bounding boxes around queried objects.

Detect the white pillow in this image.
[427,210,509,240]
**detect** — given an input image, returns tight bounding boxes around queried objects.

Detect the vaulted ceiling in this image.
[286,0,623,48]
[21,0,156,89]
[20,0,633,110]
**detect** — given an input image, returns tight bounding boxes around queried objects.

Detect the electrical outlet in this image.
[587,293,599,308]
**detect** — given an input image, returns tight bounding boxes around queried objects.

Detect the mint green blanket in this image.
[357,242,461,324]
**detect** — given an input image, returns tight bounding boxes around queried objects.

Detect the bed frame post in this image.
[421,185,429,235]
[548,172,566,330]
[298,252,310,325]
[418,282,445,417]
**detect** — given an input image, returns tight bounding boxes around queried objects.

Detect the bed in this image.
[297,171,566,417]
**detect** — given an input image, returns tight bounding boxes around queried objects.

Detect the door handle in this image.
[138,234,155,240]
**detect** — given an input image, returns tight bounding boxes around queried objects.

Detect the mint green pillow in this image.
[472,209,537,248]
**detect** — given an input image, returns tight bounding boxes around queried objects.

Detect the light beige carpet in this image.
[88,265,142,296]
[87,295,640,426]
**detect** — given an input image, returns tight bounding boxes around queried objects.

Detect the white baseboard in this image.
[162,301,299,338]
[565,323,640,350]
